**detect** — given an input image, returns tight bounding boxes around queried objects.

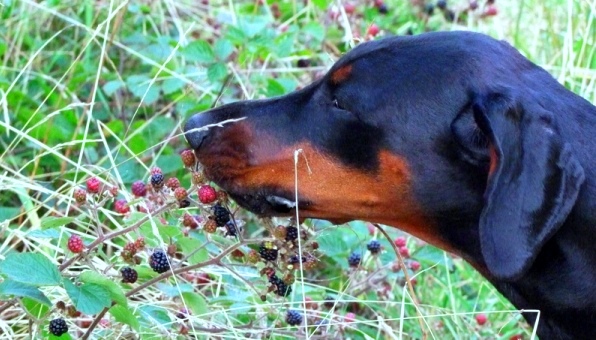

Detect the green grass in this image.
[0,0,594,338]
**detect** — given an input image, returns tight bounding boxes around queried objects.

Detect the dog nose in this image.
[183,113,210,150]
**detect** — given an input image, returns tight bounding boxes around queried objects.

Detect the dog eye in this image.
[333,98,345,110]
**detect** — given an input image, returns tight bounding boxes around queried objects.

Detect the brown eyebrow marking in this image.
[330,64,353,84]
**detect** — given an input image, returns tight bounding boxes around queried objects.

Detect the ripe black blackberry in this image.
[348,252,361,267]
[288,255,305,265]
[437,0,447,10]
[149,249,170,273]
[150,173,164,189]
[269,275,292,297]
[212,204,230,227]
[367,240,381,254]
[286,310,303,326]
[285,226,299,242]
[224,221,238,237]
[120,267,138,283]
[49,318,68,336]
[259,242,278,262]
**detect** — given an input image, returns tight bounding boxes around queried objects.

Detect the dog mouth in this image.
[225,188,310,216]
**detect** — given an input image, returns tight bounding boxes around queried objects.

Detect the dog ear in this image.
[471,93,585,280]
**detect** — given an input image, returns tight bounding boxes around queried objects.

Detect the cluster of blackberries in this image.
[269,275,292,297]
[259,242,278,262]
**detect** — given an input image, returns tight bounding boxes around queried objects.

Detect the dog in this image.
[184,31,596,339]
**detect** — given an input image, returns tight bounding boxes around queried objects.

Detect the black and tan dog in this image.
[184,31,596,339]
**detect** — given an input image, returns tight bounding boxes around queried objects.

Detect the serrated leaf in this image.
[126,74,159,105]
[109,305,140,331]
[316,231,349,258]
[80,271,127,307]
[0,253,62,286]
[40,216,74,230]
[181,292,208,316]
[0,279,51,306]
[207,63,227,83]
[161,78,185,95]
[177,238,209,265]
[63,280,112,315]
[182,41,215,63]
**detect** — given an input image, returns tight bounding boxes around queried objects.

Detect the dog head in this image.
[184,31,585,280]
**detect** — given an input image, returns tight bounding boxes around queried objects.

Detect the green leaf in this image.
[40,216,74,230]
[0,279,52,306]
[161,77,185,95]
[80,271,127,307]
[27,229,61,239]
[102,80,125,96]
[182,41,215,63]
[126,74,160,105]
[316,232,349,258]
[0,206,20,221]
[63,280,112,315]
[109,305,140,331]
[177,238,209,265]
[139,305,171,328]
[265,79,286,97]
[207,63,228,83]
[214,39,234,60]
[22,297,51,319]
[181,292,208,316]
[311,0,331,9]
[0,253,62,286]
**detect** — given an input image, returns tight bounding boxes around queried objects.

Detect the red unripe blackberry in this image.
[150,167,162,175]
[212,204,230,226]
[398,246,410,258]
[166,177,180,189]
[149,249,170,273]
[180,149,196,167]
[484,5,498,16]
[285,226,298,242]
[174,187,188,201]
[198,185,217,204]
[73,188,87,204]
[343,3,355,14]
[348,252,361,267]
[135,237,146,249]
[120,267,138,283]
[203,219,218,233]
[409,260,421,272]
[285,310,303,326]
[114,199,130,214]
[182,213,198,228]
[259,242,278,262]
[191,171,205,185]
[150,173,165,189]
[247,249,260,264]
[475,313,487,326]
[49,318,68,336]
[344,312,356,323]
[272,225,287,239]
[86,177,101,194]
[67,235,84,253]
[367,24,380,37]
[367,240,381,254]
[131,180,147,197]
[394,236,406,247]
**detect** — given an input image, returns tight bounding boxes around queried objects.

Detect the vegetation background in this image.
[0,0,594,339]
